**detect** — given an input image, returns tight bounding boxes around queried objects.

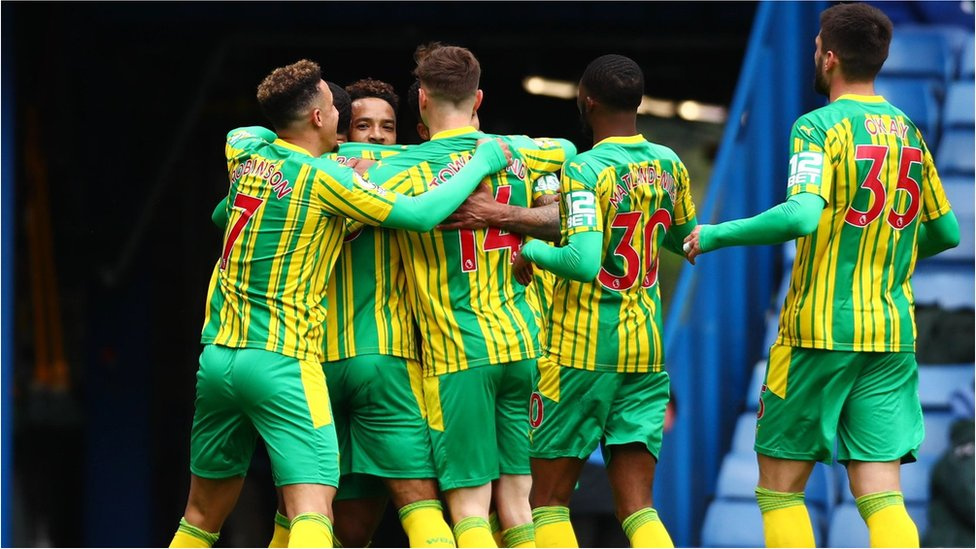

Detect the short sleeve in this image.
[313,162,397,225]
[531,173,561,203]
[786,116,833,203]
[672,161,697,225]
[512,136,574,180]
[560,160,603,239]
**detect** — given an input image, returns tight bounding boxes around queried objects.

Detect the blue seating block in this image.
[943,81,975,128]
[960,33,974,80]
[731,412,757,454]
[875,78,940,142]
[919,411,956,457]
[911,261,975,310]
[746,360,765,410]
[702,499,824,547]
[881,31,953,84]
[933,179,974,262]
[918,364,975,411]
[936,130,975,176]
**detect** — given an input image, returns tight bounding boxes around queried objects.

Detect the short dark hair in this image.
[407,79,422,124]
[346,77,400,114]
[413,42,480,104]
[328,81,351,134]
[256,59,324,129]
[579,54,644,111]
[820,3,893,82]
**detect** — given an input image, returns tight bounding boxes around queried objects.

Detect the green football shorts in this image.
[423,360,534,491]
[322,354,435,500]
[755,344,923,464]
[529,356,670,463]
[190,344,339,487]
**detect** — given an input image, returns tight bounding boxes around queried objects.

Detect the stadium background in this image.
[2,1,972,547]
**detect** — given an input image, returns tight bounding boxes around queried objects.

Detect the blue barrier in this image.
[654,1,827,545]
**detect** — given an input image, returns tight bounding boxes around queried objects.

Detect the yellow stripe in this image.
[406,359,427,419]
[766,345,791,399]
[537,356,561,402]
[423,375,445,431]
[300,359,332,428]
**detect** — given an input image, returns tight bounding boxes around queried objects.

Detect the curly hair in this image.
[256,59,324,129]
[579,54,644,111]
[328,81,352,133]
[412,42,480,104]
[345,78,400,114]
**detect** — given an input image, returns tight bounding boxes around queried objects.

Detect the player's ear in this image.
[418,87,428,111]
[585,95,597,113]
[311,107,323,128]
[473,89,484,112]
[822,50,838,74]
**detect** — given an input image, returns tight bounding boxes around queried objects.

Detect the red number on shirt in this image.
[220,193,265,270]
[459,185,522,272]
[845,145,922,230]
[598,208,672,291]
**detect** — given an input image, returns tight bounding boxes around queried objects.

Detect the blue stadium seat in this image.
[715,453,758,499]
[918,364,975,410]
[919,411,956,457]
[960,33,974,80]
[875,78,940,143]
[702,499,824,547]
[935,130,976,176]
[934,179,975,262]
[828,501,929,547]
[911,261,976,310]
[943,81,975,129]
[881,31,953,87]
[731,412,757,453]
[701,500,765,547]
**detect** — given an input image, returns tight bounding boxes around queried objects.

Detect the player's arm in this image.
[916,212,960,259]
[437,184,562,241]
[212,197,229,228]
[683,193,824,264]
[324,139,512,231]
[514,231,603,284]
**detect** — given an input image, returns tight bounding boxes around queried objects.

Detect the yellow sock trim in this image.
[453,517,496,548]
[170,518,219,548]
[532,507,578,548]
[288,513,334,548]
[502,522,535,548]
[399,500,455,548]
[858,492,918,548]
[755,486,805,512]
[489,512,503,547]
[756,500,815,548]
[621,508,673,548]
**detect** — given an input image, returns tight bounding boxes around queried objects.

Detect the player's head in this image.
[257,59,338,153]
[345,78,399,145]
[413,42,483,123]
[408,78,480,142]
[577,54,644,139]
[328,81,352,145]
[815,3,892,96]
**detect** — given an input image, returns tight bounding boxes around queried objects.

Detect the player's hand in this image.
[682,226,705,265]
[512,250,534,286]
[475,138,513,173]
[344,157,376,175]
[437,182,501,231]
[534,193,560,207]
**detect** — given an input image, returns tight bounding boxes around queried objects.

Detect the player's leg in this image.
[528,359,613,548]
[345,355,453,547]
[424,367,502,547]
[171,345,257,548]
[495,359,536,548]
[245,349,341,547]
[332,482,388,548]
[754,345,856,548]
[603,371,672,548]
[839,352,923,548]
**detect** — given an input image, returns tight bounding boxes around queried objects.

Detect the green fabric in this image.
[699,192,825,252]
[274,511,291,529]
[380,139,510,231]
[755,487,806,513]
[531,506,571,527]
[291,512,334,533]
[663,218,698,255]
[211,197,228,228]
[488,512,501,534]
[520,231,604,281]
[178,517,220,545]
[621,508,660,540]
[855,490,904,520]
[917,210,961,259]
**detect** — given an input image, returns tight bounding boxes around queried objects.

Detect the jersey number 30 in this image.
[220,193,265,270]
[846,144,922,229]
[598,209,672,291]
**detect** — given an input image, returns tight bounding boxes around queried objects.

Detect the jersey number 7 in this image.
[220,193,265,270]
